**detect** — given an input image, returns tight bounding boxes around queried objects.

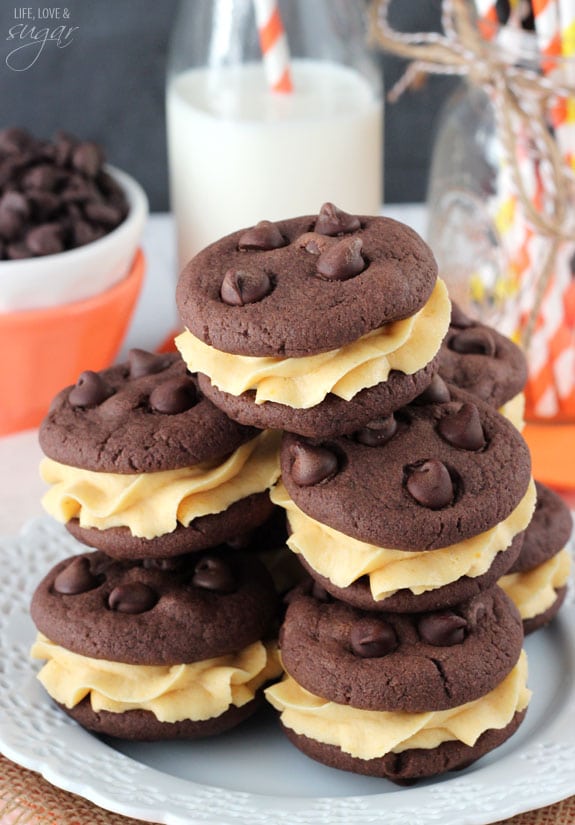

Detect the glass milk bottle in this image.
[166,0,383,271]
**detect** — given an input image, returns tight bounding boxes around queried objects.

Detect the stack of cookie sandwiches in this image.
[31,349,282,740]
[174,204,538,782]
[437,304,572,631]
[438,303,528,431]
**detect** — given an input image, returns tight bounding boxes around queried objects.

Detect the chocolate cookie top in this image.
[176,205,438,357]
[31,547,279,665]
[280,584,523,712]
[280,384,532,550]
[438,304,527,407]
[508,480,573,574]
[39,350,258,473]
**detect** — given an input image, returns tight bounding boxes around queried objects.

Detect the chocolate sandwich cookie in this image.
[176,204,451,437]
[39,350,280,559]
[266,585,529,782]
[295,532,524,614]
[499,481,572,634]
[272,385,535,612]
[31,547,282,739]
[438,303,527,427]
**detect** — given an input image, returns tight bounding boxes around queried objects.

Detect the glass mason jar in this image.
[166,0,383,272]
[427,30,575,424]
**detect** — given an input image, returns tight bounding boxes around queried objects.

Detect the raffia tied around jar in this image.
[371,0,575,420]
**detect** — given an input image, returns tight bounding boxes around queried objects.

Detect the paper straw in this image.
[253,0,293,93]
[474,0,500,38]
[532,0,561,70]
[558,0,575,168]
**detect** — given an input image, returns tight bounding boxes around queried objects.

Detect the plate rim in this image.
[0,517,574,825]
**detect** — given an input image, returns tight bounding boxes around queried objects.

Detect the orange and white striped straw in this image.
[519,0,575,417]
[474,0,500,39]
[253,0,293,93]
[558,0,575,169]
[532,0,561,71]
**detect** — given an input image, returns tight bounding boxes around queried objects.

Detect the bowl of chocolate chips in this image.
[0,127,148,310]
[0,127,148,435]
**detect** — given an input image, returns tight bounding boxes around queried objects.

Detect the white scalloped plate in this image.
[1,518,574,825]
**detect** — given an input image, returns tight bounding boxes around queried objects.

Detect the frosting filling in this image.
[31,635,282,723]
[270,480,536,600]
[271,481,536,601]
[265,651,530,759]
[40,430,281,539]
[499,548,571,619]
[175,279,451,409]
[499,392,525,432]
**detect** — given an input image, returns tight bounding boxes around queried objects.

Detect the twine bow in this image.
[370,0,575,350]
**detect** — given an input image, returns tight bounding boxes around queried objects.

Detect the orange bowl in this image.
[0,248,145,436]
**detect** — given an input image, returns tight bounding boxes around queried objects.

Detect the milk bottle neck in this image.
[167,0,381,95]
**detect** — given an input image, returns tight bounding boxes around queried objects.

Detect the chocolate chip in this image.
[355,415,397,447]
[0,207,23,241]
[438,403,486,451]
[192,556,236,593]
[5,241,30,259]
[316,237,365,281]
[28,191,60,221]
[418,611,468,646]
[61,175,97,204]
[220,268,272,306]
[238,220,286,250]
[108,583,158,614]
[467,599,487,629]
[69,370,114,408]
[416,374,451,404]
[0,127,32,155]
[53,557,101,595]
[0,190,29,217]
[72,219,104,247]
[22,164,61,191]
[449,327,497,357]
[290,442,338,486]
[83,200,123,228]
[405,459,454,509]
[128,349,170,379]
[350,618,397,657]
[314,202,361,236]
[53,130,76,167]
[311,581,332,602]
[149,377,198,414]
[26,223,64,256]
[72,141,103,178]
[450,303,474,329]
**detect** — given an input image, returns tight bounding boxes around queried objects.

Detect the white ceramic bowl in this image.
[0,165,148,312]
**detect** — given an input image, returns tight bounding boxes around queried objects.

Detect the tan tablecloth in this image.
[1,755,574,825]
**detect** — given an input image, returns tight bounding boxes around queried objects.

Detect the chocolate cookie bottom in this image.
[281,709,526,783]
[523,586,568,636]
[60,696,263,740]
[297,531,524,613]
[66,492,275,559]
[198,357,439,439]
